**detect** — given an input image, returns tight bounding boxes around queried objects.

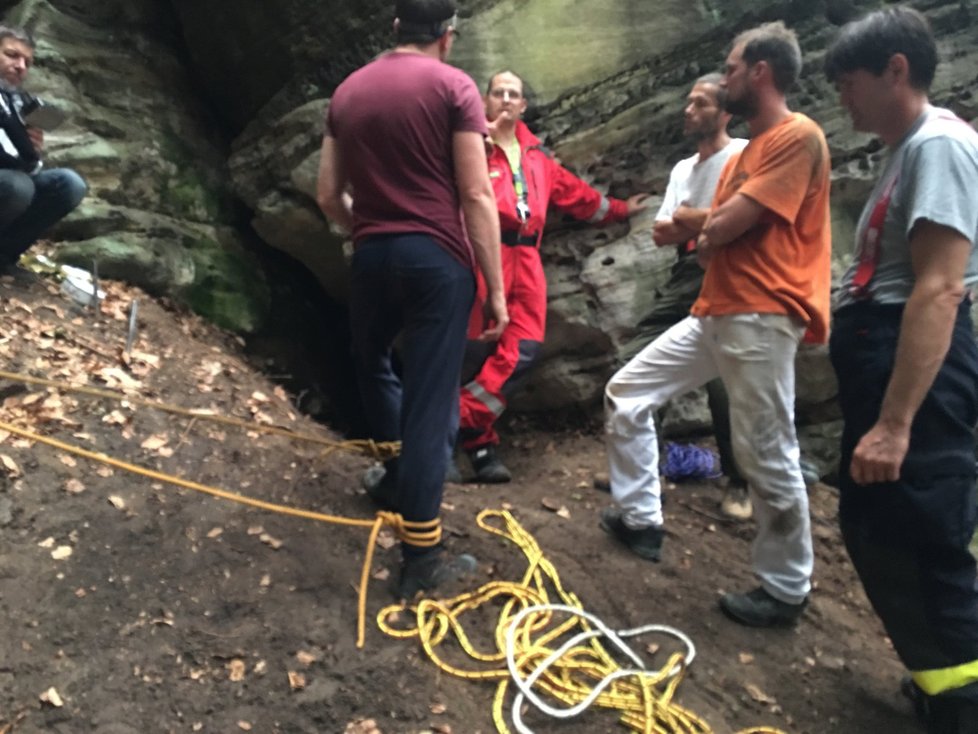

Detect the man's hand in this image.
[850,420,910,485]
[486,111,514,139]
[26,126,43,152]
[625,193,650,216]
[476,289,510,342]
[695,232,717,269]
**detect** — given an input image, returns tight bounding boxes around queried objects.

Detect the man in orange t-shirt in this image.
[601,21,830,629]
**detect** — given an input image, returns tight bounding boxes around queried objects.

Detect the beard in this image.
[724,89,757,118]
[686,118,720,141]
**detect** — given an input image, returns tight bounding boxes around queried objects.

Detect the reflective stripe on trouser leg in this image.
[713,313,812,604]
[604,316,719,528]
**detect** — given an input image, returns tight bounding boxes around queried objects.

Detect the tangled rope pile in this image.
[379,510,787,734]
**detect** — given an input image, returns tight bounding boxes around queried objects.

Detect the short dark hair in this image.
[733,21,802,93]
[395,0,457,44]
[824,6,937,90]
[694,72,727,109]
[485,69,523,94]
[0,26,34,50]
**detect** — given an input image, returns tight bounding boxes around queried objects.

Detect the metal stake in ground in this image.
[91,259,100,317]
[125,298,139,355]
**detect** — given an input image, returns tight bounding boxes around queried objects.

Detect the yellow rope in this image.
[0,369,790,731]
[0,368,400,460]
[378,510,789,734]
[0,417,427,648]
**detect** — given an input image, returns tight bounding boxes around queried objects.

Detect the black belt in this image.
[501,231,538,247]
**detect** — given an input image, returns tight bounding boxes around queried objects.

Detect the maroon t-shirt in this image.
[326,52,488,268]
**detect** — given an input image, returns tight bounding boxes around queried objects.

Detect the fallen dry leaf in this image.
[540,497,561,512]
[259,533,283,550]
[287,670,306,690]
[247,526,264,536]
[375,531,396,550]
[429,702,447,715]
[206,527,223,539]
[344,720,382,734]
[739,652,755,665]
[259,574,271,587]
[39,687,63,707]
[64,478,86,494]
[556,506,571,519]
[372,567,391,581]
[0,454,21,476]
[108,496,126,510]
[51,545,72,560]
[140,434,169,451]
[58,454,77,468]
[744,682,777,705]
[227,659,246,682]
[237,722,252,731]
[295,650,317,666]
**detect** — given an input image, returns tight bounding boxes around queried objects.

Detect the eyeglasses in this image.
[489,89,523,100]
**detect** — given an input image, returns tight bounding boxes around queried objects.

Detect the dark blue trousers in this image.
[349,234,474,556]
[831,300,978,702]
[0,168,86,263]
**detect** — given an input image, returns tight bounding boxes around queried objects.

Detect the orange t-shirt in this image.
[691,112,832,343]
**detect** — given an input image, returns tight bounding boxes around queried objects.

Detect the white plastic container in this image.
[60,266,105,307]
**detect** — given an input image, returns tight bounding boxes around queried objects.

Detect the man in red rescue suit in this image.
[459,70,648,482]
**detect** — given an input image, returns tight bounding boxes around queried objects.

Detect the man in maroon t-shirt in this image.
[317,0,508,599]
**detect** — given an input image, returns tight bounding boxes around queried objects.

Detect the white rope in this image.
[503,603,697,734]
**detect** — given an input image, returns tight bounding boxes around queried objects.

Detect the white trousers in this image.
[604,314,813,603]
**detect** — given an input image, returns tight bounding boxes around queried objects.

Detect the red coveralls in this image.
[459,120,629,451]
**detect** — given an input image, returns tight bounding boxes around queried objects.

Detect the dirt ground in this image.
[0,274,924,734]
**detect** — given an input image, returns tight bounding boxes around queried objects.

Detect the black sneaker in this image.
[468,445,511,483]
[361,464,396,510]
[719,586,807,628]
[396,550,478,599]
[599,507,664,562]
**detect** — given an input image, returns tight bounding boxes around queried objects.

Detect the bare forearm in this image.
[318,195,354,232]
[463,192,503,294]
[702,194,765,247]
[879,283,963,429]
[672,206,709,235]
[652,219,695,246]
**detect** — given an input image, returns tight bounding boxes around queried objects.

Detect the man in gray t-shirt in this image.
[630,74,750,520]
[826,7,978,731]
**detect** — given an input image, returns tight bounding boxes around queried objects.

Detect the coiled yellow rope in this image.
[378,510,789,734]
[0,370,789,732]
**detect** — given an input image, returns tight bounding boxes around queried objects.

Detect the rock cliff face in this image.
[7,0,978,472]
[2,0,268,332]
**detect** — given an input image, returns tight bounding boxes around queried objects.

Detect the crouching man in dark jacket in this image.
[0,25,85,281]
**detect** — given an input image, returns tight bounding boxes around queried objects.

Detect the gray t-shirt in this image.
[837,106,978,309]
[655,138,748,220]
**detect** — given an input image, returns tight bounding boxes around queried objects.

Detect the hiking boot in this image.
[599,507,664,562]
[396,550,478,599]
[719,586,807,628]
[720,484,753,521]
[468,445,511,483]
[361,464,396,511]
